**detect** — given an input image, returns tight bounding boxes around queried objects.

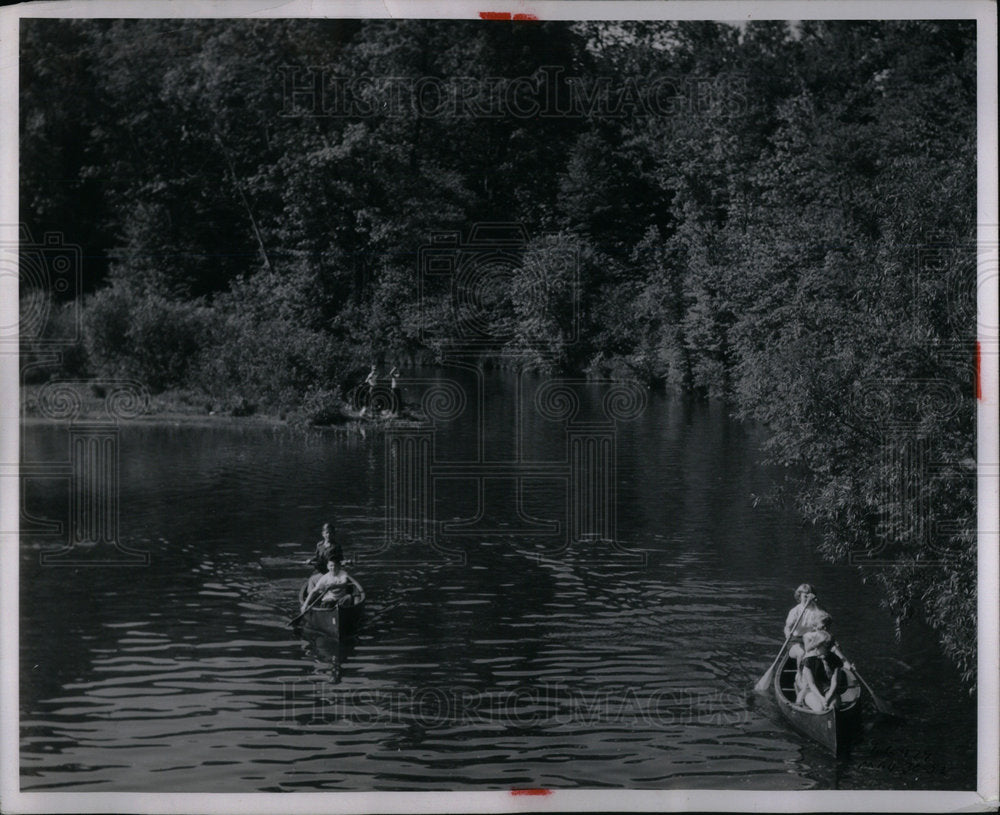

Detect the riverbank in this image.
[18,384,423,433]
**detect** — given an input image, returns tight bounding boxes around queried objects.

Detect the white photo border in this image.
[1,1,996,813]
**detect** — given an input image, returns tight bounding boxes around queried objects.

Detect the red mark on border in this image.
[975,341,982,400]
[479,11,539,20]
[510,789,552,796]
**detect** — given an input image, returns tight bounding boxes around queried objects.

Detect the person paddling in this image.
[301,552,360,612]
[785,583,825,664]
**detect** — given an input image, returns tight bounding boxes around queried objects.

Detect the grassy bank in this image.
[19,384,422,432]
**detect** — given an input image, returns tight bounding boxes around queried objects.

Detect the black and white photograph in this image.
[1,1,997,812]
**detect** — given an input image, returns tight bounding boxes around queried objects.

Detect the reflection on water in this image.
[20,369,975,791]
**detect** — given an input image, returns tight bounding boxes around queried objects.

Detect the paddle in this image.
[754,596,814,692]
[846,661,902,719]
[288,586,325,627]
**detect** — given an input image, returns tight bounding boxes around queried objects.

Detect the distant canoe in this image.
[297,579,365,639]
[773,646,862,755]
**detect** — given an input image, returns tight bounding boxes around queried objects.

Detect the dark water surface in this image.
[20,369,975,791]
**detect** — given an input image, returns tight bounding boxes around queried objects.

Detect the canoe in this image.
[773,645,862,755]
[297,579,365,639]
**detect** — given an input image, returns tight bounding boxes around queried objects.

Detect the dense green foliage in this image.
[20,19,977,685]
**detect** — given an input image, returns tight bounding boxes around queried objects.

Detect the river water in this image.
[19,368,975,791]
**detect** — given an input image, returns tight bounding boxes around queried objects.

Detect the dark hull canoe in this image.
[773,646,862,755]
[297,580,365,639]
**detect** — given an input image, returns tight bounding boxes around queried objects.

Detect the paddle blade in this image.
[754,666,774,692]
[868,685,904,720]
[288,602,313,626]
[874,700,903,720]
[851,669,900,719]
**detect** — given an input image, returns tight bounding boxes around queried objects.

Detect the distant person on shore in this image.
[301,551,359,611]
[360,363,378,416]
[389,365,400,410]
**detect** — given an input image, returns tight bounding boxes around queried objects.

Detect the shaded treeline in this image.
[21,19,977,685]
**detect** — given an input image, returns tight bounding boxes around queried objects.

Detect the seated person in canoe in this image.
[306,521,339,576]
[813,612,854,672]
[302,552,360,611]
[795,630,846,712]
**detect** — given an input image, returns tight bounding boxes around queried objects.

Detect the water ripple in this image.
[19,401,976,792]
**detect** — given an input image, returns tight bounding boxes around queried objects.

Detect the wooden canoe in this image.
[773,646,862,755]
[297,579,365,639]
